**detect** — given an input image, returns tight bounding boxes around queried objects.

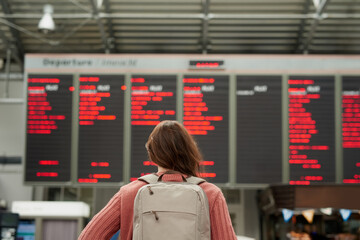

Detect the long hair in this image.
[145,120,203,177]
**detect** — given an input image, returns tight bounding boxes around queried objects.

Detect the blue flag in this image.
[282,209,294,222]
[340,209,351,221]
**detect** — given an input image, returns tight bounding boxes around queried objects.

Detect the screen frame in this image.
[339,74,360,184]
[23,54,360,187]
[129,73,179,182]
[75,73,127,186]
[23,73,75,186]
[286,73,339,185]
[181,73,231,184]
[235,74,284,184]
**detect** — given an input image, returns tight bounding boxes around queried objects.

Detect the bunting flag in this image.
[340,209,352,221]
[282,209,294,222]
[302,209,315,223]
[320,208,332,216]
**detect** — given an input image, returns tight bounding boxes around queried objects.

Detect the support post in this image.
[88,0,110,53]
[201,0,210,54]
[4,49,11,98]
[301,0,330,54]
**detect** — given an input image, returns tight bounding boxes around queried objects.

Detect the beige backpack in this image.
[133,172,211,240]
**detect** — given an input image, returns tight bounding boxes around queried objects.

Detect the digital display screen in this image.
[342,76,360,184]
[130,75,177,181]
[25,74,73,182]
[288,76,335,185]
[16,220,35,240]
[236,76,282,183]
[189,60,224,69]
[77,75,125,183]
[183,75,229,183]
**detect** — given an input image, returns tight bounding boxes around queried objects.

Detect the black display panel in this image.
[183,75,229,183]
[342,76,360,184]
[25,74,73,182]
[77,75,125,183]
[130,75,177,181]
[189,60,224,70]
[288,76,335,185]
[236,76,282,183]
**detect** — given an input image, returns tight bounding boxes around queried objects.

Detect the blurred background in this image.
[1,0,360,240]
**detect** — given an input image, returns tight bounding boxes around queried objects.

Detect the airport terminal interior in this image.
[1,0,360,239]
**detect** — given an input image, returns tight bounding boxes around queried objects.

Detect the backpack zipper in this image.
[151,211,159,221]
[147,186,154,195]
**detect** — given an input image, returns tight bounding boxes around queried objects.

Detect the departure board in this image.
[288,76,335,185]
[183,75,229,183]
[342,76,360,184]
[25,74,73,182]
[236,76,282,183]
[130,75,177,181]
[77,75,125,183]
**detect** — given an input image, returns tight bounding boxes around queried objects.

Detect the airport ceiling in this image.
[0,0,360,66]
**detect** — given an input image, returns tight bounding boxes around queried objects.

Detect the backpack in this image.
[132,172,211,240]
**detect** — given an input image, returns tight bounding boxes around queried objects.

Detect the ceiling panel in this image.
[0,0,359,63]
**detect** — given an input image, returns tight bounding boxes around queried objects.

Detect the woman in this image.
[78,120,237,240]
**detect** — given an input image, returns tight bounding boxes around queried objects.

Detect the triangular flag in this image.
[282,209,294,223]
[302,209,315,223]
[320,208,332,216]
[340,209,352,221]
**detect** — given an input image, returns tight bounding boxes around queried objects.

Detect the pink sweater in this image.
[78,173,237,240]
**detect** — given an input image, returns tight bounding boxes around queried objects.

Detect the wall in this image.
[0,72,33,208]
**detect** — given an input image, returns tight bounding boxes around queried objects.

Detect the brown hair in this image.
[145,120,203,177]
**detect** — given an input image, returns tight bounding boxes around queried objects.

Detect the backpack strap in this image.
[186,176,206,185]
[138,173,159,184]
[138,173,206,185]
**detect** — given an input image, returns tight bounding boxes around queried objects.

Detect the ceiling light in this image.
[97,0,103,9]
[312,0,320,10]
[38,4,55,34]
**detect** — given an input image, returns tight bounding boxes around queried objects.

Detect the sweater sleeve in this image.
[210,192,237,240]
[78,190,121,240]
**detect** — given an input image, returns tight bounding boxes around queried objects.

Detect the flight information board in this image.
[183,75,229,183]
[288,76,335,185]
[77,75,125,183]
[342,76,360,184]
[25,74,73,182]
[236,76,282,183]
[130,75,177,181]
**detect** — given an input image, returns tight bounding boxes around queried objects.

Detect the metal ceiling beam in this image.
[0,0,24,66]
[294,0,312,53]
[0,13,92,19]
[201,0,210,54]
[301,0,330,54]
[2,12,360,19]
[88,0,110,53]
[103,0,116,53]
[207,13,359,19]
[68,0,92,13]
[0,18,59,46]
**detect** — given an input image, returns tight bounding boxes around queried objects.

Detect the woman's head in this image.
[145,120,203,176]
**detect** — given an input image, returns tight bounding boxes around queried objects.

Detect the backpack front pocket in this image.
[142,211,197,240]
